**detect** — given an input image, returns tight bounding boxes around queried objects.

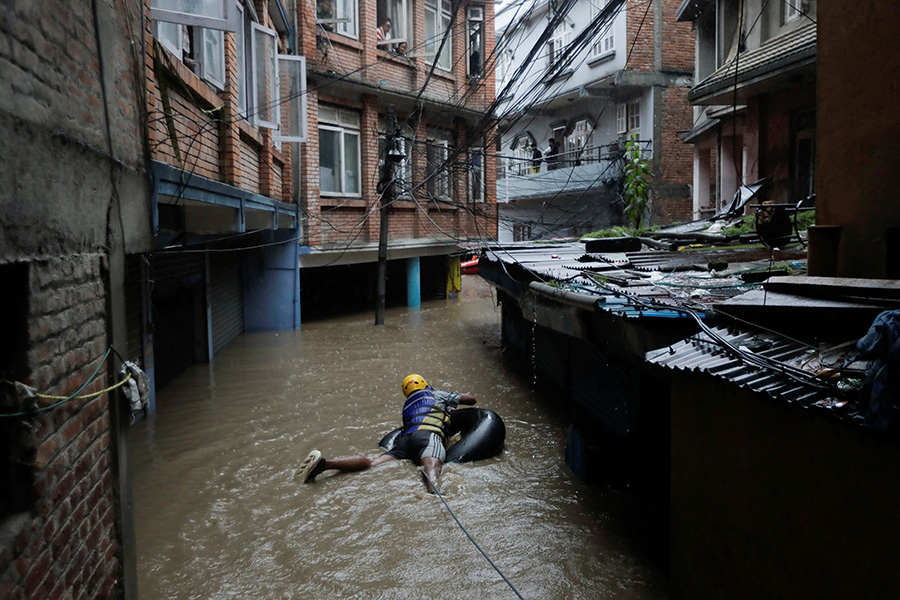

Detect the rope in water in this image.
[420,468,525,600]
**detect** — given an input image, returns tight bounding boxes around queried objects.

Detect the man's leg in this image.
[299,450,395,482]
[420,457,443,493]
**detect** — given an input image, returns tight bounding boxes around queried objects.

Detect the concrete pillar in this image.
[693,145,709,220]
[406,256,421,307]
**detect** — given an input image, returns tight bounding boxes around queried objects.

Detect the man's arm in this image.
[458,393,476,406]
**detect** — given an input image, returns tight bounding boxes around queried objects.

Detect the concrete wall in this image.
[670,373,900,599]
[813,1,900,278]
[1,0,151,598]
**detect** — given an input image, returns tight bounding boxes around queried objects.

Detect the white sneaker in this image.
[298,449,325,483]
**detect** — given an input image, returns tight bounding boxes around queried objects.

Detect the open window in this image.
[277,56,308,143]
[151,0,236,32]
[152,19,226,90]
[377,0,409,50]
[616,100,640,137]
[251,21,278,129]
[547,21,572,65]
[466,7,485,78]
[424,0,452,70]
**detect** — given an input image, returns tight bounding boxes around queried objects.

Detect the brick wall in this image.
[298,0,498,250]
[1,1,151,596]
[1,256,120,600]
[653,85,694,224]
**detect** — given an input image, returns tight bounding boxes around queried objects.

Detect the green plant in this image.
[623,134,651,230]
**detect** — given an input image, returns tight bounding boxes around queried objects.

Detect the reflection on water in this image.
[133,277,668,599]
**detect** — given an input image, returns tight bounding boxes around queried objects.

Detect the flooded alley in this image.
[133,277,668,600]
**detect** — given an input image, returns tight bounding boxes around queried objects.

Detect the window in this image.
[152,20,226,90]
[317,0,357,37]
[424,0,452,71]
[617,100,640,136]
[151,0,235,32]
[251,21,278,129]
[589,0,615,58]
[497,49,512,89]
[513,224,532,241]
[200,28,225,89]
[547,22,572,65]
[627,100,640,132]
[377,0,408,49]
[235,2,248,114]
[426,134,452,199]
[566,119,593,164]
[319,107,361,195]
[512,136,531,176]
[278,55,308,143]
[466,7,485,78]
[468,147,484,202]
[783,0,805,23]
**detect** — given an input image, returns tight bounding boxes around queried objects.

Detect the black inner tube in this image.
[378,408,506,463]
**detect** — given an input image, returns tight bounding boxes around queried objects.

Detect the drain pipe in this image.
[528,281,600,311]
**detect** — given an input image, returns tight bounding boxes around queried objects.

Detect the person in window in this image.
[530,144,543,174]
[317,0,334,32]
[469,48,481,77]
[394,41,408,55]
[375,18,392,45]
[545,138,560,170]
[298,374,477,493]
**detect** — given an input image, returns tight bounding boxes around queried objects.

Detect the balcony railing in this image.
[498,141,651,202]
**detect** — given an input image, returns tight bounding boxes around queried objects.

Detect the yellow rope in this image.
[32,372,133,400]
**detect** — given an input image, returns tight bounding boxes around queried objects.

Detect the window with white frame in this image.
[377,0,408,49]
[333,0,358,37]
[497,49,512,90]
[783,0,806,23]
[589,0,614,58]
[466,7,485,78]
[512,136,531,176]
[426,133,452,199]
[468,147,484,203]
[152,20,226,90]
[319,106,361,195]
[617,100,640,136]
[151,0,234,32]
[278,55,308,143]
[425,0,452,71]
[547,21,572,65]
[566,119,593,163]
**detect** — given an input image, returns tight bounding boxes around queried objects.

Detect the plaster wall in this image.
[814,1,900,278]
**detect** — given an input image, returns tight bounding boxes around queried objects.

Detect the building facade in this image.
[296,0,498,313]
[677,0,817,222]
[495,0,694,241]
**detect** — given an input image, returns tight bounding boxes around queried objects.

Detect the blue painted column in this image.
[406,256,421,307]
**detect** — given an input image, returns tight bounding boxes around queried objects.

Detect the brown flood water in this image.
[133,276,668,600]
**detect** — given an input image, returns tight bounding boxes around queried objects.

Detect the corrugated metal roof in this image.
[646,326,834,405]
[690,21,816,102]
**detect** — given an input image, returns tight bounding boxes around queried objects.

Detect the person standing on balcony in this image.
[530,144,543,174]
[546,138,560,170]
[376,18,392,45]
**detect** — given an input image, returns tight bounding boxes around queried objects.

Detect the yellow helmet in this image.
[401,374,429,397]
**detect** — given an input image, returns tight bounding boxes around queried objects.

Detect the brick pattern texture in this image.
[1,257,120,600]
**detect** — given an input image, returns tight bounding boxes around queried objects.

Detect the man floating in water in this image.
[299,374,476,492]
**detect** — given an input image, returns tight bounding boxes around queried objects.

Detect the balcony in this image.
[497,142,641,202]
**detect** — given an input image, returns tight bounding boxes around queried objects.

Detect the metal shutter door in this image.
[210,256,244,355]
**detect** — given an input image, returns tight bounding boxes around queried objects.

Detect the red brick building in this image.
[297,0,498,311]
